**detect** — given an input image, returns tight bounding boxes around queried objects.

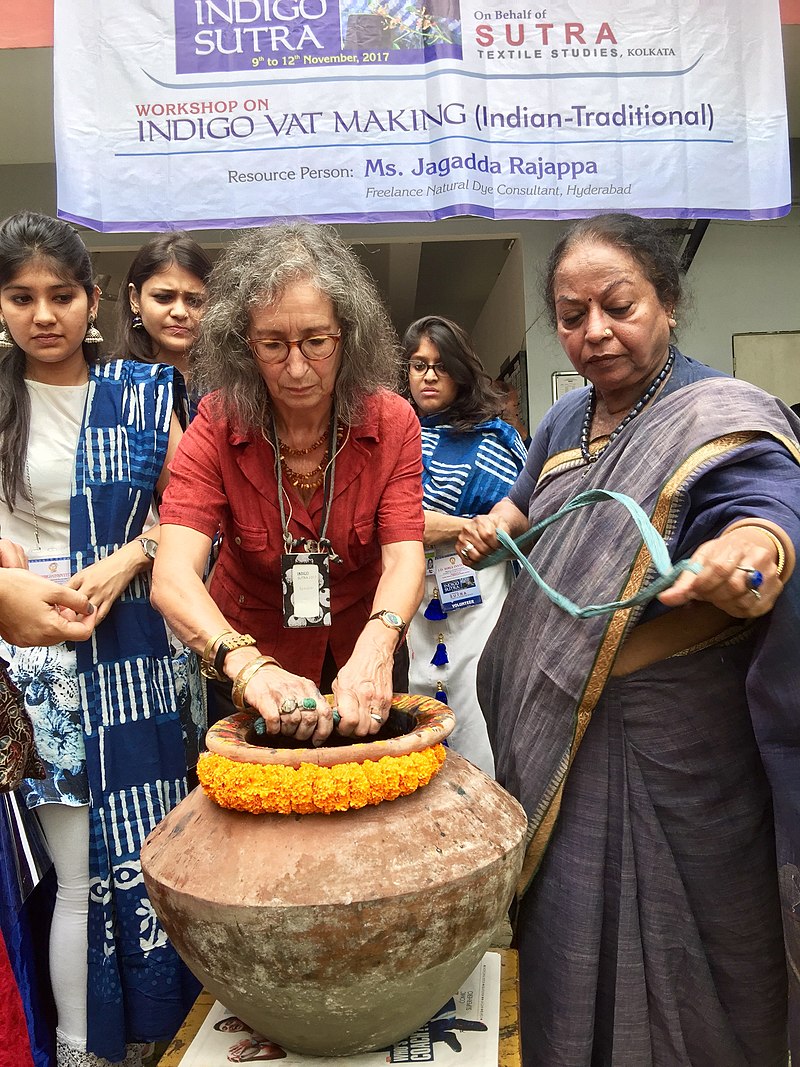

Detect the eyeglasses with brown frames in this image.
[247,333,341,364]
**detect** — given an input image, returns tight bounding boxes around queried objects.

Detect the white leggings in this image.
[37,803,90,1048]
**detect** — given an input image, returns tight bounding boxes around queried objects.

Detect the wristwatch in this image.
[139,537,159,561]
[368,610,406,634]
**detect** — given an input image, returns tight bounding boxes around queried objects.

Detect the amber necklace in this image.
[277,429,329,458]
[279,452,328,491]
[278,427,344,491]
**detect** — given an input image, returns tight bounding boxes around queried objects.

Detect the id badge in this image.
[281,552,331,628]
[433,549,483,612]
[27,552,71,585]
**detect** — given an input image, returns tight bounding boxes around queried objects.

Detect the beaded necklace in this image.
[278,429,329,457]
[280,452,328,491]
[580,347,675,465]
[277,427,343,491]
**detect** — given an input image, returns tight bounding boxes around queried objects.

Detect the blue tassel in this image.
[431,634,449,667]
[435,682,448,705]
[424,596,447,621]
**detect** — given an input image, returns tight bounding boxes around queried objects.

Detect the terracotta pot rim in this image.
[205,692,455,767]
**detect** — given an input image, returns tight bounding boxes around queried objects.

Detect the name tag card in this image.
[27,553,71,585]
[431,548,483,612]
[281,552,332,628]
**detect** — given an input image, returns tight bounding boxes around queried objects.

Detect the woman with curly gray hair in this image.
[153,223,425,741]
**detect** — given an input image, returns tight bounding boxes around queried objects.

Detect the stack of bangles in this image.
[200,629,283,711]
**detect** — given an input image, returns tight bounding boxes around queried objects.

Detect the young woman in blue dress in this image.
[0,212,198,1067]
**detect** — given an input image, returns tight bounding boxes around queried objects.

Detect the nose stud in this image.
[603,328,613,337]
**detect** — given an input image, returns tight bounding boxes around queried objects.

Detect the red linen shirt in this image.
[159,389,424,683]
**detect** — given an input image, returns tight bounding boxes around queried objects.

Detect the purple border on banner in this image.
[59,203,792,233]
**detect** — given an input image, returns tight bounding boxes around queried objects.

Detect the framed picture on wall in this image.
[498,350,529,428]
[551,371,587,403]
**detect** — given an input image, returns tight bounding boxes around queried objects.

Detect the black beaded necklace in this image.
[580,347,675,465]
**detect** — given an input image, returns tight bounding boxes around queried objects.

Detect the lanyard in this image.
[272,408,343,563]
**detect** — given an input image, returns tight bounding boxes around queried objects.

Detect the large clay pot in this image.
[141,695,527,1056]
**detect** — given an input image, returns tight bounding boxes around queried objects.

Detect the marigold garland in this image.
[198,745,447,815]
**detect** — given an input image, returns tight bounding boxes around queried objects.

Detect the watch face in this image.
[382,611,404,628]
[141,537,158,560]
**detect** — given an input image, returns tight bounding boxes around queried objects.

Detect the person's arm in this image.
[65,412,184,622]
[658,520,793,617]
[422,510,468,545]
[657,442,799,618]
[0,564,97,645]
[332,539,425,736]
[152,523,335,744]
[455,496,529,565]
[328,397,426,734]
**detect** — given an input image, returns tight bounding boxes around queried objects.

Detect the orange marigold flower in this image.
[197,746,447,815]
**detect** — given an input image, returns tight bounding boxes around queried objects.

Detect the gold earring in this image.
[84,317,104,344]
[0,319,14,350]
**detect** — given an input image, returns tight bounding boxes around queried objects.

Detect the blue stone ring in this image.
[736,565,764,590]
[301,697,317,710]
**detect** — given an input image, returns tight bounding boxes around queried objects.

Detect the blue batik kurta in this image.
[67,361,200,1060]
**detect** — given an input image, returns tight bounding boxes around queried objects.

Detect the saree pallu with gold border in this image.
[478,362,800,1067]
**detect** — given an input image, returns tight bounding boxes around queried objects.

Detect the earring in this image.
[668,316,678,328]
[0,319,14,350]
[131,312,145,331]
[84,317,104,344]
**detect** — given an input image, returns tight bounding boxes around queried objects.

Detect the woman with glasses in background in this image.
[402,316,527,775]
[151,223,425,739]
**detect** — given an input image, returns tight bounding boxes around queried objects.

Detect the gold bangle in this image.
[214,633,257,680]
[200,629,236,680]
[736,525,786,578]
[231,655,282,711]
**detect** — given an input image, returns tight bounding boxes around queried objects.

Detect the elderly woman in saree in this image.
[152,223,425,741]
[459,213,800,1067]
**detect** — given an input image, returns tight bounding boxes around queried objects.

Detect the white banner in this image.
[53,0,791,231]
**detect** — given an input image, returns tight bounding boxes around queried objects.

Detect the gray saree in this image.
[477,363,800,1066]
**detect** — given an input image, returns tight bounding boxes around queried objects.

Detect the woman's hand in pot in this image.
[236,660,334,745]
[331,644,394,738]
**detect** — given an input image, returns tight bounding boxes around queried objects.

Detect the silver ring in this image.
[370,713,383,724]
[751,588,762,601]
[736,565,764,590]
[279,697,299,715]
[461,541,475,559]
